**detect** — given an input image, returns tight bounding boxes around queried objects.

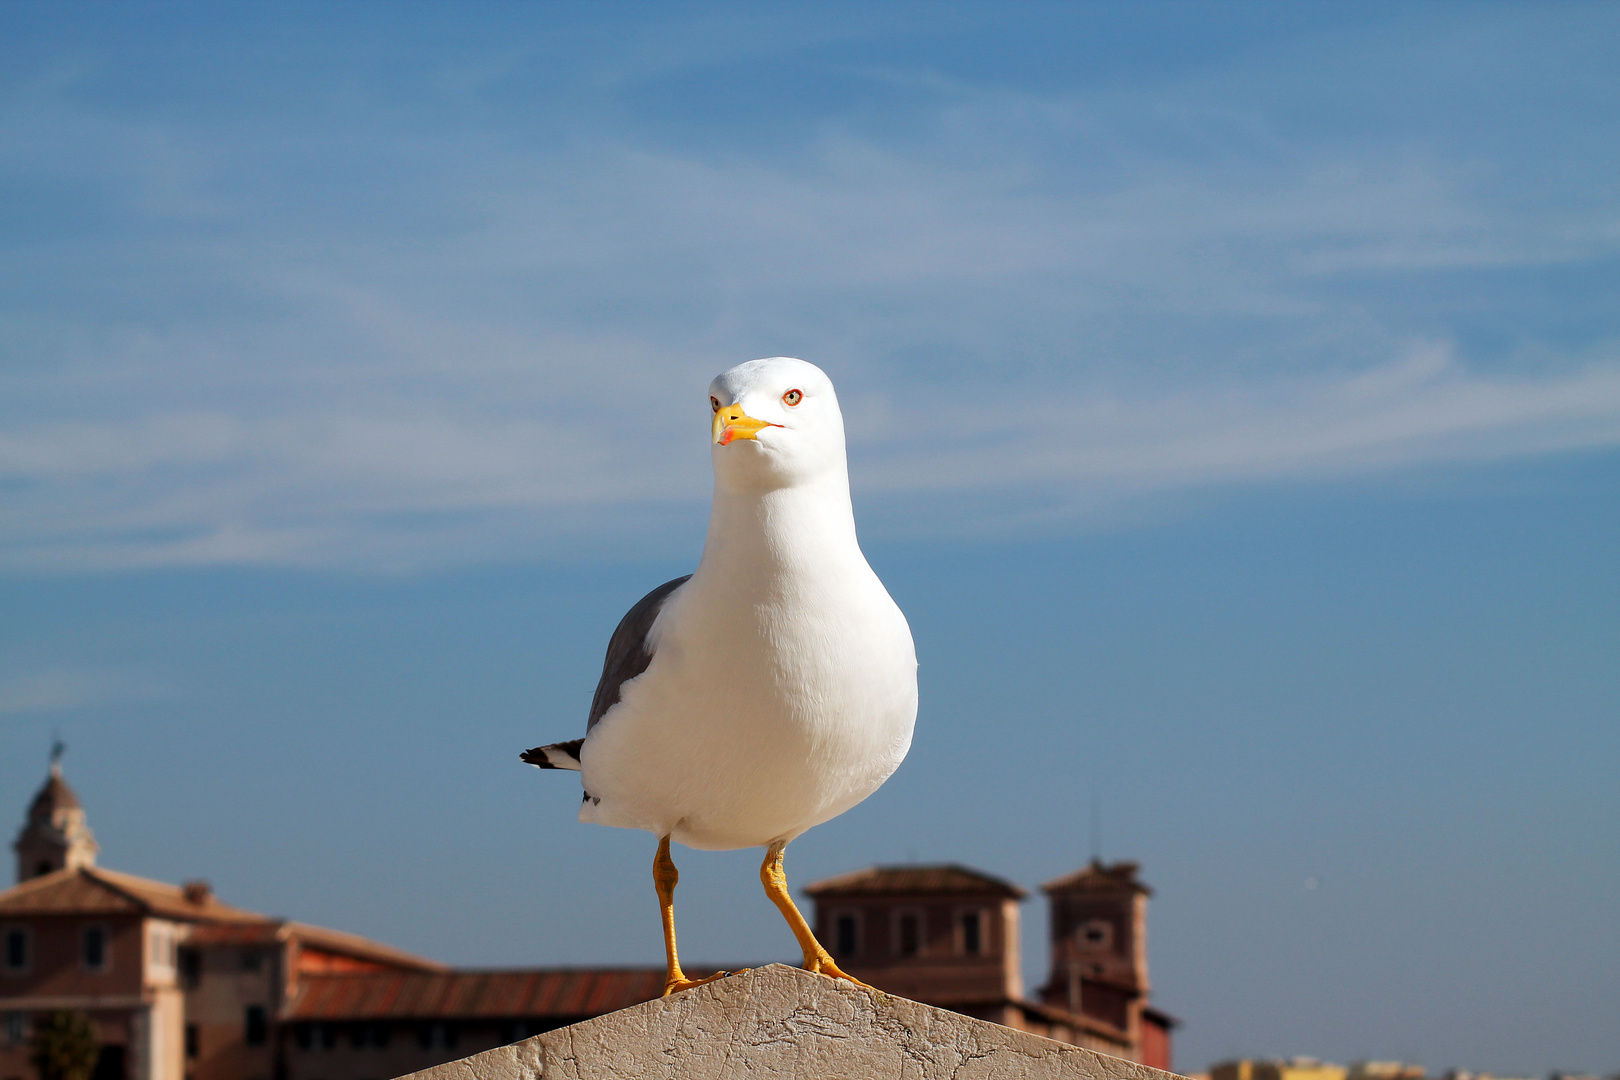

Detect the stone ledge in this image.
[394,963,1185,1080]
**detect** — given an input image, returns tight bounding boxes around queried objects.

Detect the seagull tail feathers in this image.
[521,739,584,771]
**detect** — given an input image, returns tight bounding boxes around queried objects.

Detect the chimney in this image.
[183,880,213,906]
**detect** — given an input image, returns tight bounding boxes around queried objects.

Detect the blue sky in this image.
[1,2,1616,1073]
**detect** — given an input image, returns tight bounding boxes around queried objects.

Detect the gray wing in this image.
[586,574,691,732]
[520,574,690,771]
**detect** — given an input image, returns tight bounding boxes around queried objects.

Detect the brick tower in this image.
[1039,859,1169,1065]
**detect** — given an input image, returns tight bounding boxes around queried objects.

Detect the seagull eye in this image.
[710,396,721,413]
[782,389,803,406]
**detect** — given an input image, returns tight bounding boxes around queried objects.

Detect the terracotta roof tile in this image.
[286,924,446,972]
[1008,998,1133,1045]
[803,864,1026,899]
[1040,860,1152,897]
[286,969,701,1021]
[0,868,442,972]
[182,921,444,973]
[0,867,264,921]
[185,923,286,945]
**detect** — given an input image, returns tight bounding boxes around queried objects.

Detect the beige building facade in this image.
[2,765,443,1080]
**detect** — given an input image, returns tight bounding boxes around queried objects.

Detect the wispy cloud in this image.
[0,669,171,716]
[863,345,1620,492]
[1,5,1616,570]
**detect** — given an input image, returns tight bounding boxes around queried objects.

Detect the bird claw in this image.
[662,969,741,997]
[802,956,873,989]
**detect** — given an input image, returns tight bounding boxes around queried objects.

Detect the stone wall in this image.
[396,964,1187,1080]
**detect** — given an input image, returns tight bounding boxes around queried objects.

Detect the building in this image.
[805,860,1177,1070]
[1349,1064,1427,1080]
[1,761,458,1080]
[1037,859,1178,1069]
[4,762,1180,1080]
[1212,1058,1351,1080]
[0,763,737,1080]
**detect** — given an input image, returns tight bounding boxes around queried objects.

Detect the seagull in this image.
[522,356,917,994]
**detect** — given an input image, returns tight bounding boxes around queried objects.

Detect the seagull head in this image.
[708,357,847,491]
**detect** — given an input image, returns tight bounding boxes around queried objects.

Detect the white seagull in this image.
[523,356,917,994]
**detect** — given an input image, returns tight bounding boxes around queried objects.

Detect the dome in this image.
[14,759,98,883]
[27,765,83,819]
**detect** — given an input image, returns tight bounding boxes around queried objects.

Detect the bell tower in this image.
[13,743,98,883]
[1039,860,1151,1035]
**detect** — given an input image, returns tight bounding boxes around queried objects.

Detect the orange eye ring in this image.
[782,389,803,406]
[710,396,721,413]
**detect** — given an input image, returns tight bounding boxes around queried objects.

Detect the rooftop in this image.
[287,968,697,1021]
[0,866,265,922]
[1041,859,1152,897]
[0,866,442,972]
[803,863,1027,899]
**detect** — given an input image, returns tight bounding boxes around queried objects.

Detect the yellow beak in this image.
[712,404,780,446]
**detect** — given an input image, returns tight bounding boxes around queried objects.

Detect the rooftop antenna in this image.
[1089,795,1102,865]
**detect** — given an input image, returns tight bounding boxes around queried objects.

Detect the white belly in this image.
[578,572,917,850]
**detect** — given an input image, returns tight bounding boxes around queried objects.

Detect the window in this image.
[1077,918,1113,952]
[3,928,29,973]
[959,910,983,956]
[418,1023,459,1051]
[82,925,108,971]
[834,913,860,959]
[894,910,922,958]
[4,1011,26,1044]
[149,926,177,977]
[184,1025,199,1060]
[240,950,262,973]
[244,1006,267,1047]
[178,949,201,988]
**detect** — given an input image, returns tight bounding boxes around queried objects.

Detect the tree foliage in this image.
[30,1010,100,1080]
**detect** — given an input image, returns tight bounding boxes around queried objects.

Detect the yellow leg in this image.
[655,835,731,996]
[759,840,872,988]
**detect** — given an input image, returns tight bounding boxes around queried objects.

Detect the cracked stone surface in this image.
[393,964,1184,1080]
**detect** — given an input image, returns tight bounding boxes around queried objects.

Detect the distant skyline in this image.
[1,3,1615,1075]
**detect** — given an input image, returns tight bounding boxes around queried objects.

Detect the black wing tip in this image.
[521,738,584,770]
